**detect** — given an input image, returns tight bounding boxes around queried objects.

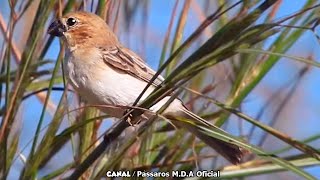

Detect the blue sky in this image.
[1,0,319,179]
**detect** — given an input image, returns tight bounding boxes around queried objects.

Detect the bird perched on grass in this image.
[48,11,245,164]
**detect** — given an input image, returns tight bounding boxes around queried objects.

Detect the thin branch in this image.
[22,87,72,100]
[0,12,20,63]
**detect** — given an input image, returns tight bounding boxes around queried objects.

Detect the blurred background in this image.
[0,0,319,179]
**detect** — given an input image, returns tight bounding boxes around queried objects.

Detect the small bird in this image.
[48,11,245,164]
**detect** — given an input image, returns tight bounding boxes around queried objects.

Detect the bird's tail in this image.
[168,108,246,165]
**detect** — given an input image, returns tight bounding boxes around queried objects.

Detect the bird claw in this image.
[127,114,134,126]
[124,109,135,126]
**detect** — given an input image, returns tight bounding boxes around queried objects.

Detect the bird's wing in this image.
[100,46,164,87]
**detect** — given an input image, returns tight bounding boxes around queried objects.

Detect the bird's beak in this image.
[47,20,66,37]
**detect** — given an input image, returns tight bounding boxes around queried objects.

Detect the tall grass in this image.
[0,0,319,179]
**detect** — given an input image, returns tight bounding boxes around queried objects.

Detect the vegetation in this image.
[0,0,319,179]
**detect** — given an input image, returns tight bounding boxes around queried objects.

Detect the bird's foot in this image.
[123,109,138,126]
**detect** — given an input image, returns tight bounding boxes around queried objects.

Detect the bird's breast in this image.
[64,52,155,112]
[64,54,88,92]
[63,50,184,119]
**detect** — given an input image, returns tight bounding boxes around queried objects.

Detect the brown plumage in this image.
[48,11,247,164]
[59,12,119,47]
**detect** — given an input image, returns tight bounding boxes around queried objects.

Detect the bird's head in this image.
[48,11,118,49]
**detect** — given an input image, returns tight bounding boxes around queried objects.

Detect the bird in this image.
[48,11,245,164]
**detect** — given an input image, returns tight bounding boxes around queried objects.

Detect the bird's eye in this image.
[66,17,77,27]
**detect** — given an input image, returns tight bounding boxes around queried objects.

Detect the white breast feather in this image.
[64,49,184,118]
